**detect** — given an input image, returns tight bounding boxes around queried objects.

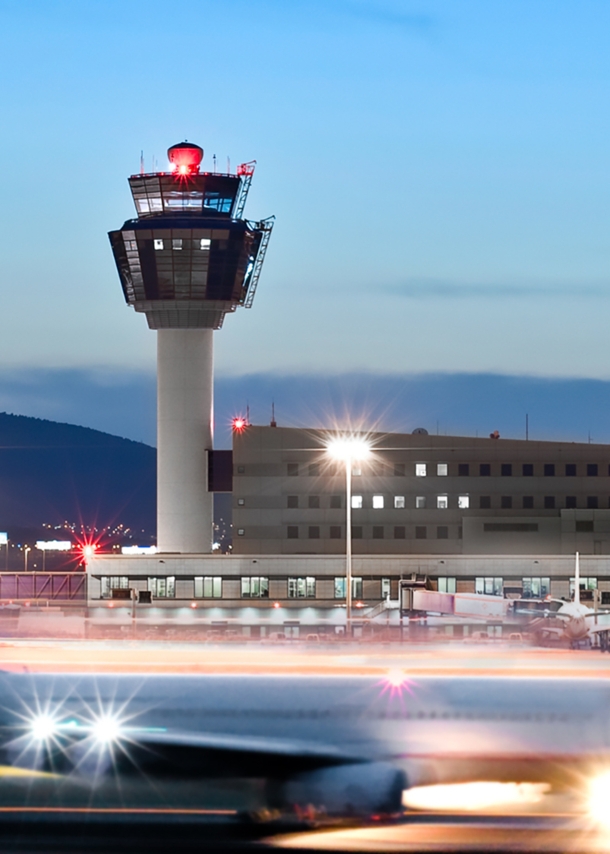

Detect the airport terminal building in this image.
[86,425,610,632]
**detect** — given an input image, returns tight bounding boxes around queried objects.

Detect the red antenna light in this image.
[232,417,247,432]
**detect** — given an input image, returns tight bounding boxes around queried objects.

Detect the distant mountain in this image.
[0,413,156,537]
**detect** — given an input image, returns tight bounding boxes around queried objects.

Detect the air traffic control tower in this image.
[109,142,273,553]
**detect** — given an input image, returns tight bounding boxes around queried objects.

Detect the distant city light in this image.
[36,540,72,551]
[121,546,158,555]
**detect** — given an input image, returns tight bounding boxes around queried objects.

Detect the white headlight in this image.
[30,714,58,742]
[91,715,122,745]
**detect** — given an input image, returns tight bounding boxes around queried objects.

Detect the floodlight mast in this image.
[109,142,274,553]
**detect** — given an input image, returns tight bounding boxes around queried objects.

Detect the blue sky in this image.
[0,1,608,441]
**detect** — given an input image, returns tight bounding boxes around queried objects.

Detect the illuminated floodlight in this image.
[589,771,610,828]
[30,714,58,742]
[326,436,372,463]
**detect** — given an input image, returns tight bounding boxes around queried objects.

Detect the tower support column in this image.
[157,329,213,553]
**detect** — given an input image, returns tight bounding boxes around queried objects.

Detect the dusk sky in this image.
[0,1,609,445]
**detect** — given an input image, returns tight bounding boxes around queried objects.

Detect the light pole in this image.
[24,546,31,573]
[326,437,371,636]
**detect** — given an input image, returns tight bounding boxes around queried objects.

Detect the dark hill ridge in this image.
[0,412,155,535]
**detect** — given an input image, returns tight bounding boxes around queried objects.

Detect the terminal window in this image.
[475,577,503,596]
[148,577,175,599]
[521,577,550,598]
[588,464,599,476]
[287,526,299,538]
[352,466,362,477]
[288,577,316,598]
[394,463,405,476]
[437,495,448,509]
[100,576,129,599]
[587,496,599,509]
[501,496,512,509]
[154,239,164,250]
[237,498,245,506]
[570,576,597,598]
[566,464,577,476]
[330,495,342,509]
[438,577,456,594]
[334,578,363,599]
[544,496,556,509]
[480,496,491,509]
[544,464,555,476]
[308,526,320,539]
[458,495,469,509]
[480,464,491,476]
[437,463,448,476]
[566,496,577,508]
[458,464,470,476]
[372,495,384,509]
[309,463,320,476]
[415,526,427,539]
[287,463,299,476]
[523,496,534,509]
[394,495,405,508]
[308,495,320,509]
[394,526,405,539]
[351,495,363,509]
[415,463,427,477]
[194,577,222,598]
[523,464,534,476]
[437,526,448,539]
[330,526,342,538]
[172,238,183,250]
[382,578,391,598]
[237,528,245,536]
[501,464,512,476]
[241,577,269,598]
[372,526,384,539]
[416,496,426,509]
[287,495,298,508]
[351,526,363,539]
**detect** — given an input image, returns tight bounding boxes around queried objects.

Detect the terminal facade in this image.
[87,425,610,630]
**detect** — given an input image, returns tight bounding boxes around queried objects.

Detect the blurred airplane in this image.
[1,667,609,823]
[517,553,610,647]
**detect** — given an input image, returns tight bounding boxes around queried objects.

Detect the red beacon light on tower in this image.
[168,141,204,176]
[232,416,248,433]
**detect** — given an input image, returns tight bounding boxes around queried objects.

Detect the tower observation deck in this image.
[109,141,274,553]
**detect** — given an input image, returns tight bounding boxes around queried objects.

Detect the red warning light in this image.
[168,141,204,176]
[232,417,247,432]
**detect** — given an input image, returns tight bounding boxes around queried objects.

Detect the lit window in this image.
[416,496,426,509]
[334,577,346,599]
[351,495,363,509]
[522,577,550,599]
[437,463,448,476]
[570,576,597,597]
[458,495,469,509]
[438,577,456,594]
[172,238,183,250]
[148,577,175,598]
[381,578,391,599]
[352,577,363,598]
[194,576,222,598]
[241,577,269,598]
[372,495,384,509]
[288,577,316,598]
[100,576,129,599]
[437,494,448,509]
[200,238,211,250]
[394,495,405,508]
[415,463,427,477]
[154,239,164,250]
[352,466,362,477]
[237,528,245,536]
[237,498,245,506]
[475,577,503,596]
